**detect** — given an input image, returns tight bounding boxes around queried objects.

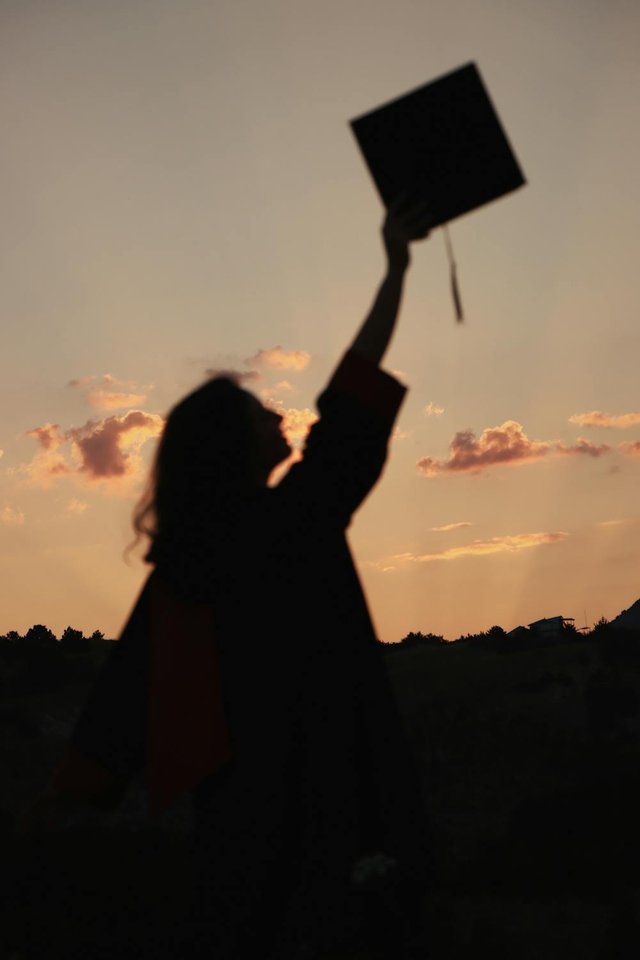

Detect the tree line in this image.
[0,615,625,652]
[0,625,110,694]
[1,624,106,650]
[380,617,632,652]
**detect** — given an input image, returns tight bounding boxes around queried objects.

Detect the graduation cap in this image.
[349,62,526,321]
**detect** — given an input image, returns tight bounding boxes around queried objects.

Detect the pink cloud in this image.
[22,423,73,487]
[68,411,163,479]
[248,346,310,371]
[556,437,611,457]
[25,423,65,451]
[620,440,640,456]
[417,420,553,476]
[417,420,612,476]
[23,411,163,491]
[569,410,640,429]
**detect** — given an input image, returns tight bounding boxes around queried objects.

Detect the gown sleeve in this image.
[277,349,407,527]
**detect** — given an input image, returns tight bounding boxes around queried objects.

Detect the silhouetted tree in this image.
[399,631,446,648]
[89,629,105,642]
[23,624,57,649]
[591,616,610,638]
[0,636,15,661]
[60,626,85,652]
[453,631,487,644]
[478,624,511,651]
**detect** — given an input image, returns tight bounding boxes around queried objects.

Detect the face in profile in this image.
[245,394,292,481]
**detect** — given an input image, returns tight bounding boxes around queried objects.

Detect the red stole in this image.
[146,574,232,817]
[50,573,232,817]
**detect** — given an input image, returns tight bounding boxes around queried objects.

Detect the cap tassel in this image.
[443,224,464,323]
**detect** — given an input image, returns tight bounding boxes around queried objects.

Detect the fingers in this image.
[405,207,434,238]
[388,191,433,219]
[386,193,434,239]
[387,190,413,216]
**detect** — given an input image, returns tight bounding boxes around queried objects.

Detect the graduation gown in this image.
[51,349,431,958]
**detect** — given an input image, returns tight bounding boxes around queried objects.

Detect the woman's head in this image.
[131,376,291,561]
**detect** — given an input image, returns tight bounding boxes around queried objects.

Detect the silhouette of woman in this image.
[26,195,434,959]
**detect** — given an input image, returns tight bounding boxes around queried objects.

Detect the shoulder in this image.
[323,349,408,426]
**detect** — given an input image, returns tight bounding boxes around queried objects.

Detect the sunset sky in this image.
[2,0,639,642]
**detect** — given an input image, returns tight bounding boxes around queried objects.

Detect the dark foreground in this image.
[3,629,640,958]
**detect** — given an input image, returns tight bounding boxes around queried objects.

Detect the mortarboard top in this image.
[349,62,526,320]
[349,62,525,227]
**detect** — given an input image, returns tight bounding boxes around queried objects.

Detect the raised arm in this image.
[348,194,434,367]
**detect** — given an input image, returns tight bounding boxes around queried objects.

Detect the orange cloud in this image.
[261,403,319,486]
[280,407,318,448]
[373,531,568,569]
[569,410,640,429]
[87,390,149,410]
[431,521,472,532]
[248,346,310,371]
[620,440,640,456]
[259,381,294,403]
[1,505,25,526]
[68,374,152,410]
[424,401,444,417]
[417,420,611,476]
[66,498,88,515]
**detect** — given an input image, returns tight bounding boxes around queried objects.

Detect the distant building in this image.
[507,616,575,641]
[528,616,574,640]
